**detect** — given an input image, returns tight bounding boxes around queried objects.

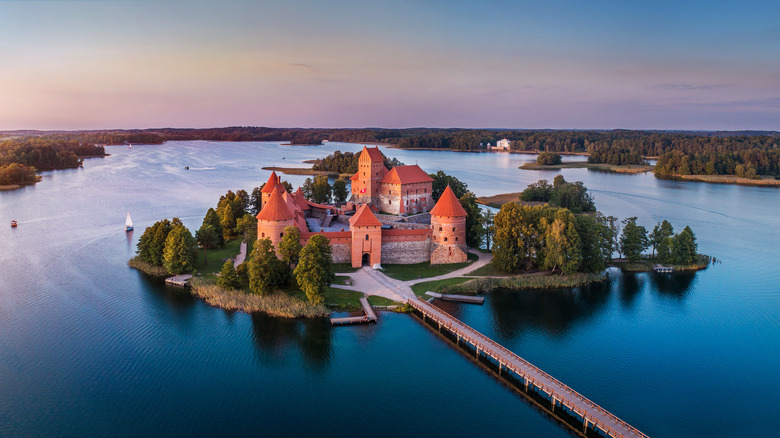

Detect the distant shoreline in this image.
[519,162,654,173]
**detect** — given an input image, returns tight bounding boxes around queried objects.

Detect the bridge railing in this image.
[410,297,648,438]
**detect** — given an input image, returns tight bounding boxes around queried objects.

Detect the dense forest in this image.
[4,127,779,177]
[0,137,105,171]
[311,149,404,174]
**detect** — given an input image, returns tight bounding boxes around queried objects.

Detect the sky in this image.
[1,0,779,131]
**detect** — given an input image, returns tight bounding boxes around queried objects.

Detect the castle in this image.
[256,146,468,268]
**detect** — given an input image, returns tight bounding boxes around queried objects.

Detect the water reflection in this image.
[618,271,644,309]
[650,271,697,300]
[250,313,332,371]
[488,280,612,340]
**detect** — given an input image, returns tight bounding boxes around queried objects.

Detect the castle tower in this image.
[256,188,295,250]
[349,204,383,268]
[350,146,386,204]
[430,185,468,264]
[260,171,284,209]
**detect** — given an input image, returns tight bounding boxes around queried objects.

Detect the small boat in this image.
[10,220,17,228]
[128,144,133,149]
[125,212,134,231]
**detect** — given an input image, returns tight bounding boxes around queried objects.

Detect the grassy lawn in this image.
[367,296,401,306]
[196,238,243,276]
[288,286,363,310]
[467,261,510,277]
[332,275,353,286]
[410,277,472,297]
[381,252,479,281]
[332,263,360,273]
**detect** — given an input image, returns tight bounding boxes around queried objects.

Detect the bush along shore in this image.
[450,273,608,294]
[128,256,172,277]
[190,277,328,318]
[613,254,711,273]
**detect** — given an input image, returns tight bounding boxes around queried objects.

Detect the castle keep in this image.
[256,147,467,268]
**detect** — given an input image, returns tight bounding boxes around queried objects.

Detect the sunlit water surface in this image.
[0,141,778,437]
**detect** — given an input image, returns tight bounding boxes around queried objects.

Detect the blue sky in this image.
[1,0,778,130]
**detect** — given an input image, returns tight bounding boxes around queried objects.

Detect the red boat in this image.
[10,220,18,227]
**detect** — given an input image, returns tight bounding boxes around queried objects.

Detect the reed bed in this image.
[190,277,328,318]
[128,257,170,277]
[443,272,607,294]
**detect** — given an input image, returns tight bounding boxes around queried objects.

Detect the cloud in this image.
[650,83,730,91]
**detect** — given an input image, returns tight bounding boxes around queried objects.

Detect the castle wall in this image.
[381,239,431,264]
[430,242,468,264]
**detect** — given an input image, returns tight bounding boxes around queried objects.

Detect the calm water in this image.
[0,141,778,437]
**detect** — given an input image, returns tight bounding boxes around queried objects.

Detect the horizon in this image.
[2,0,779,131]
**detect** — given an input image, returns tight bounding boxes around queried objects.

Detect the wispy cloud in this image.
[650,83,730,91]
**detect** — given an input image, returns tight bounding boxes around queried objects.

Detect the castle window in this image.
[455,237,458,242]
[280,232,284,238]
[365,234,369,241]
[261,233,265,237]
[452,227,455,232]
[444,237,448,242]
[439,227,442,231]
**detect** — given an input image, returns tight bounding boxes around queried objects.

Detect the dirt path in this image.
[233,241,247,268]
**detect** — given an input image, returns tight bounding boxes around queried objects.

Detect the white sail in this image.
[125,212,133,228]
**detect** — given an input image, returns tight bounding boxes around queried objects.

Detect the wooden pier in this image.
[425,291,484,304]
[165,274,192,287]
[330,296,377,326]
[408,297,648,438]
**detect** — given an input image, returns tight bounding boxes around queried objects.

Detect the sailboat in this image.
[125,212,134,231]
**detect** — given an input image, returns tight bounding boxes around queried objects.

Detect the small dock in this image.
[165,274,192,287]
[330,296,377,326]
[425,291,484,304]
[409,297,648,438]
[653,265,674,273]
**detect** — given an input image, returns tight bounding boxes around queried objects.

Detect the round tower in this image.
[429,185,468,264]
[256,188,295,250]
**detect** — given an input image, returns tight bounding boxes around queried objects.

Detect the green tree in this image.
[235,213,257,242]
[278,225,303,268]
[619,217,649,262]
[249,186,263,215]
[429,170,468,201]
[459,192,484,248]
[311,175,332,204]
[658,236,673,264]
[575,213,611,273]
[332,179,348,203]
[247,238,286,295]
[217,260,241,290]
[137,219,174,266]
[536,152,562,165]
[540,209,581,275]
[195,224,220,265]
[162,224,198,274]
[294,234,334,305]
[673,226,698,264]
[217,202,236,240]
[203,208,224,247]
[649,220,674,257]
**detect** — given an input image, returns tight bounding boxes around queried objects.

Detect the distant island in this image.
[3,127,779,189]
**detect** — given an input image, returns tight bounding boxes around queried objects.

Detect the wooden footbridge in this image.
[408,297,649,438]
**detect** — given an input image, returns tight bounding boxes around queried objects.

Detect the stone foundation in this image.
[381,240,431,264]
[430,243,467,265]
[331,243,351,264]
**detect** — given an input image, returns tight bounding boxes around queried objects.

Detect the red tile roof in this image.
[349,204,382,227]
[361,146,384,162]
[256,189,294,221]
[261,171,280,193]
[430,185,467,217]
[380,165,433,185]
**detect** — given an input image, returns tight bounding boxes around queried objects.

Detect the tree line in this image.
[491,180,700,275]
[0,137,105,170]
[311,149,404,174]
[655,149,780,178]
[519,175,596,213]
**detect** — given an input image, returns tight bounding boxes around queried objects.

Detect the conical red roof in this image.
[430,186,467,217]
[349,204,382,227]
[256,188,294,221]
[261,171,279,193]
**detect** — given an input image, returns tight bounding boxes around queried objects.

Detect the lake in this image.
[0,141,778,437]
